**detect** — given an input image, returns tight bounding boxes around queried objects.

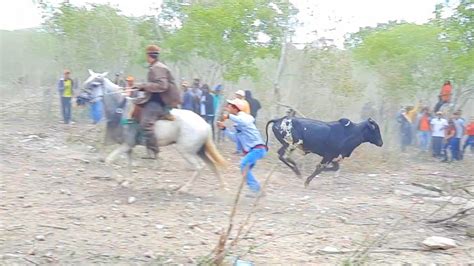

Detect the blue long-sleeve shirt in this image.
[224,112,264,152]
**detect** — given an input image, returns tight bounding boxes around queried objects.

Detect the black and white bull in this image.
[265,116,383,187]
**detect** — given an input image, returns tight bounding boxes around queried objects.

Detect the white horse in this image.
[81,70,227,192]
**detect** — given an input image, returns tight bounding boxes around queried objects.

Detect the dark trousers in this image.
[139,101,167,154]
[202,115,215,140]
[432,136,444,157]
[60,97,72,124]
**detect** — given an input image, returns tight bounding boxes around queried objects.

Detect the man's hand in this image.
[216,121,226,130]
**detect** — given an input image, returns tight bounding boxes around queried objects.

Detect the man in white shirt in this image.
[431,111,448,158]
[452,110,465,160]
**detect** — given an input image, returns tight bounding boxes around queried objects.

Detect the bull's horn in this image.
[345,120,351,126]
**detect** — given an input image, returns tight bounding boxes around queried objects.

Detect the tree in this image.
[41,3,141,74]
[160,0,297,82]
[346,1,474,105]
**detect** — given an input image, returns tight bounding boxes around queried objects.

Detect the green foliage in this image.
[347,0,474,99]
[161,0,297,82]
[43,3,141,73]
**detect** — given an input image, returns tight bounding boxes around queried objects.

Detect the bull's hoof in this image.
[304,181,310,188]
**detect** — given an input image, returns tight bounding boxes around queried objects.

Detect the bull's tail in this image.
[265,119,279,149]
[204,134,227,168]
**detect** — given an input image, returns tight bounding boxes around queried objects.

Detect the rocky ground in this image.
[1,98,473,265]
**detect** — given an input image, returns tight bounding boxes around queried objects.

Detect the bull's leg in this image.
[277,146,301,177]
[304,158,331,188]
[323,161,340,172]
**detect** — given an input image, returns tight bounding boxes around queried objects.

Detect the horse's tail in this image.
[204,134,227,168]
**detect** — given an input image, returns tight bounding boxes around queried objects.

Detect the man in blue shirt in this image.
[217,99,267,196]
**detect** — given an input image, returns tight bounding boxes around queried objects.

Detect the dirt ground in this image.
[1,101,473,265]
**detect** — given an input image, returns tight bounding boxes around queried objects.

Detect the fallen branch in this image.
[212,166,249,265]
[427,207,474,224]
[230,166,277,248]
[38,224,68,230]
[411,182,443,193]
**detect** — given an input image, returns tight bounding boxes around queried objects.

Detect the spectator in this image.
[57,69,76,124]
[181,81,194,111]
[463,116,474,155]
[234,90,251,114]
[213,85,225,143]
[434,80,452,113]
[200,84,216,139]
[113,73,126,87]
[125,76,141,120]
[452,111,465,160]
[416,107,431,152]
[430,111,448,158]
[442,119,457,162]
[397,107,412,152]
[190,78,202,114]
[245,90,262,119]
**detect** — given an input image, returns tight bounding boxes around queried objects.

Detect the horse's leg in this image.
[175,150,204,193]
[105,144,132,164]
[126,148,133,178]
[197,147,228,191]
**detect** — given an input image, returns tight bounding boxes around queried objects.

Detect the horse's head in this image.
[83,69,109,90]
[77,69,113,106]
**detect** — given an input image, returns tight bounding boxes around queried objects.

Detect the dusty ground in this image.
[1,98,473,265]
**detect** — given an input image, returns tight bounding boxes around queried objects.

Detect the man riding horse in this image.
[132,45,181,158]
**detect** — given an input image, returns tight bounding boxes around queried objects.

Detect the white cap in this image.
[235,90,245,97]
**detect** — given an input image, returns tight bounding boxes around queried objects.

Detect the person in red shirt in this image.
[442,119,456,162]
[463,117,474,155]
[434,81,452,113]
[416,107,431,151]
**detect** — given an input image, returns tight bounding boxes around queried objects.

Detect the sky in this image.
[1,0,441,45]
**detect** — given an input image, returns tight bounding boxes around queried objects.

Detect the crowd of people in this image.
[397,81,474,161]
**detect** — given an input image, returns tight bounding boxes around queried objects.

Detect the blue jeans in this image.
[240,148,267,192]
[451,138,461,160]
[418,131,430,151]
[90,101,103,124]
[60,97,72,124]
[464,136,474,153]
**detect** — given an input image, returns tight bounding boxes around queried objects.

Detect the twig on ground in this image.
[38,224,68,230]
[427,207,474,224]
[230,166,277,249]
[212,166,249,265]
